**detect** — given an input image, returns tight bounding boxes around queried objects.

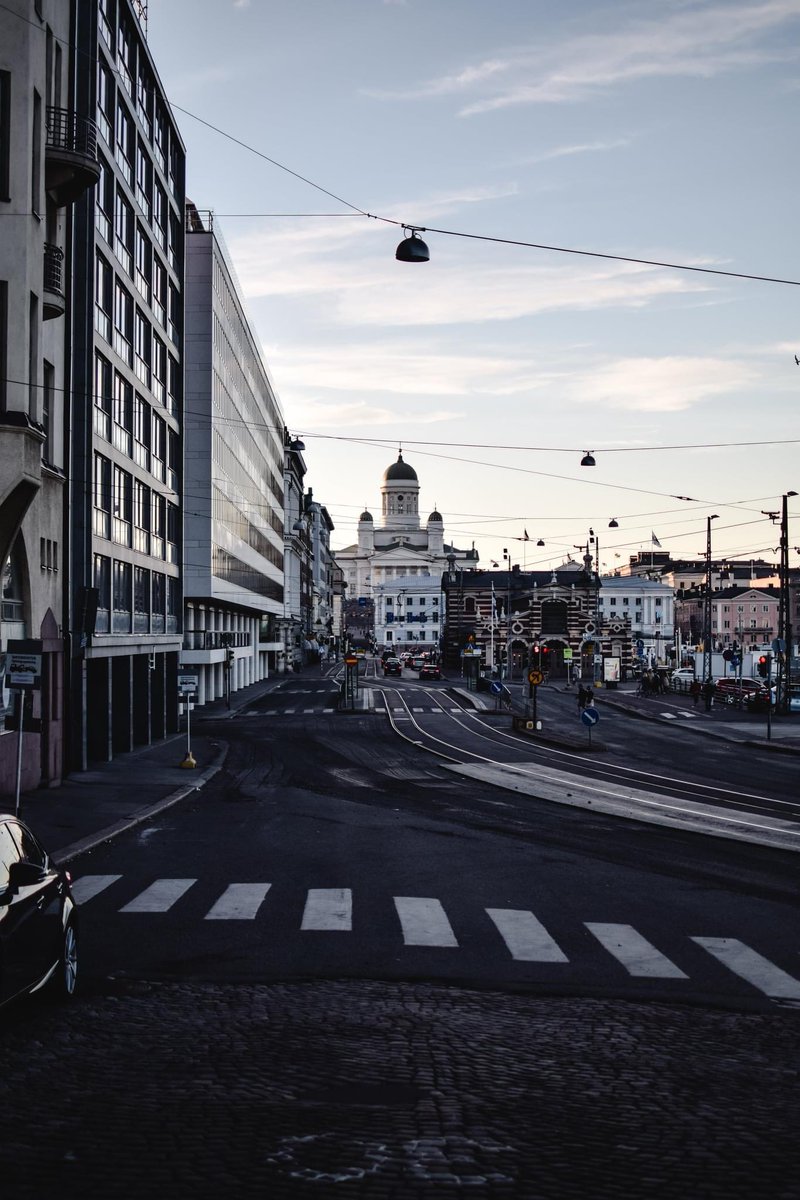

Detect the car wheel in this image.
[47,919,78,1000]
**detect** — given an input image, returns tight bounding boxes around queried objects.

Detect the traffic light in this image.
[225,648,235,669]
[757,654,769,678]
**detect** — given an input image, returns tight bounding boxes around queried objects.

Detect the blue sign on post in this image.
[581,707,600,727]
[490,681,502,695]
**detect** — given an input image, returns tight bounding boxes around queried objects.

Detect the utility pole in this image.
[778,491,797,714]
[703,515,719,684]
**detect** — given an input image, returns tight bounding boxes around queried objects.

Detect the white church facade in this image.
[334,452,479,615]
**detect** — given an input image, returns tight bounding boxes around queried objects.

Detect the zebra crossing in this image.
[70,874,800,1001]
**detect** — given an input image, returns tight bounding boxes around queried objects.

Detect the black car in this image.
[383,658,402,676]
[0,814,78,1007]
[419,663,442,681]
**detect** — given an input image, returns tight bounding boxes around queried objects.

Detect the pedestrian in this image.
[690,679,701,707]
[703,679,715,711]
[584,687,594,708]
[577,685,588,711]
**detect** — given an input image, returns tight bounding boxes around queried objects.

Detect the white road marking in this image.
[71,874,122,903]
[283,708,296,714]
[585,923,688,978]
[486,909,568,962]
[120,879,196,913]
[301,888,353,931]
[692,937,800,999]
[205,883,271,920]
[394,897,459,947]
[303,708,315,713]
[323,708,335,713]
[660,712,678,720]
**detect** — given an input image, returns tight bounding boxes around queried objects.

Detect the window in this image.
[95,154,113,241]
[98,0,113,49]
[166,502,179,563]
[153,107,166,170]
[95,252,112,341]
[97,62,113,144]
[168,139,180,199]
[93,453,111,538]
[112,463,132,545]
[168,211,181,273]
[763,605,770,613]
[151,571,165,631]
[133,566,150,632]
[152,256,166,326]
[115,102,132,184]
[167,281,180,346]
[167,352,180,415]
[93,352,112,439]
[135,143,151,219]
[133,479,150,553]
[41,360,53,465]
[112,371,132,455]
[622,597,629,606]
[94,553,110,632]
[151,491,165,558]
[134,308,150,385]
[0,823,24,889]
[167,575,179,633]
[134,224,151,302]
[167,427,179,491]
[133,393,149,468]
[116,19,132,96]
[635,597,642,606]
[114,187,133,275]
[153,182,166,249]
[31,90,42,215]
[112,560,131,632]
[113,279,132,363]
[136,67,152,137]
[151,334,165,404]
[151,412,165,481]
[0,71,11,201]
[655,598,662,607]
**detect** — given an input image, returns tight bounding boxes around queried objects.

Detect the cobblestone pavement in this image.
[2,980,799,1199]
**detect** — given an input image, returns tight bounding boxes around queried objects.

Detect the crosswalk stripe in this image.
[120,879,196,913]
[71,874,122,903]
[486,909,568,962]
[691,937,800,1000]
[394,897,459,947]
[301,888,352,931]
[205,883,271,920]
[585,922,688,978]
[323,708,334,713]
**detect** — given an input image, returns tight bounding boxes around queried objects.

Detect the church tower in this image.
[380,452,420,531]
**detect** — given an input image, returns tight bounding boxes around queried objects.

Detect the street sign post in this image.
[6,640,43,816]
[178,674,198,768]
[581,704,600,748]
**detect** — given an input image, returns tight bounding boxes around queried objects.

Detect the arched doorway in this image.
[542,639,568,679]
[509,639,528,680]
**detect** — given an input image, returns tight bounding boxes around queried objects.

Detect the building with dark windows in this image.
[181,206,286,704]
[0,0,101,794]
[68,0,184,766]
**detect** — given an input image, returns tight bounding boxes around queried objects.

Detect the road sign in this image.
[772,638,786,653]
[581,707,600,727]
[722,648,733,661]
[562,649,573,661]
[7,653,42,689]
[527,668,544,686]
[490,681,503,695]
[178,673,198,693]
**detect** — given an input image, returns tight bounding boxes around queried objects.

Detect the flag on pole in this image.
[651,532,662,547]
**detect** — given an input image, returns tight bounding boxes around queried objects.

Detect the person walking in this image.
[703,679,715,711]
[577,684,588,711]
[690,679,701,707]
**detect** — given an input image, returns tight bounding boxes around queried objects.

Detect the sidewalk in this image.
[8,674,291,864]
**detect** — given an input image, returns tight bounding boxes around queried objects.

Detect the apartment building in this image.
[68,0,185,765]
[0,0,100,793]
[181,206,285,705]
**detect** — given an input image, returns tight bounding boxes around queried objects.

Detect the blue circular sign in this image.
[490,681,502,694]
[581,707,600,726]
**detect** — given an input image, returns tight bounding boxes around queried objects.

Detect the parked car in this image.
[383,658,402,676]
[714,678,774,709]
[670,669,696,689]
[419,663,442,681]
[0,815,78,1007]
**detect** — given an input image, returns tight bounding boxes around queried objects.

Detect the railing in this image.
[46,107,98,159]
[43,243,64,294]
[182,630,251,651]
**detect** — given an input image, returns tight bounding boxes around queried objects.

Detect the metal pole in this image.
[186,693,192,758]
[14,691,25,818]
[703,515,719,684]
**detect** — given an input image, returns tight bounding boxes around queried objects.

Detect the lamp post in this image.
[778,491,797,714]
[703,515,719,684]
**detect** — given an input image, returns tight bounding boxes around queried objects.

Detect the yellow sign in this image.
[528,668,544,686]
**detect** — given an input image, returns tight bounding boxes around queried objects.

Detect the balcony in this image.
[43,244,65,320]
[45,107,101,206]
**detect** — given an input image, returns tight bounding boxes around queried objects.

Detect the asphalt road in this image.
[3,672,799,1199]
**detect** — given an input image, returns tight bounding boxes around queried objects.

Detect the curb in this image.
[54,741,229,864]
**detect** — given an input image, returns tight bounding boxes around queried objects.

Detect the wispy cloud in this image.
[516,138,632,165]
[568,355,757,412]
[364,2,800,114]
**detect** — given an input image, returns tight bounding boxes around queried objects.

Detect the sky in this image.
[147,0,800,574]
